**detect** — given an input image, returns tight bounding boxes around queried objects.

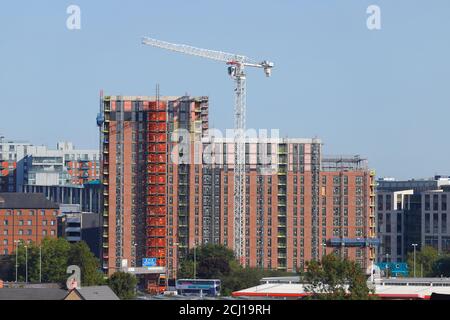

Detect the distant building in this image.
[58,204,101,257]
[0,193,59,255]
[23,180,101,214]
[99,93,377,284]
[422,186,450,253]
[0,138,32,192]
[376,176,450,262]
[0,137,99,193]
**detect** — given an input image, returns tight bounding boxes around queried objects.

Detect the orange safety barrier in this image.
[148,165,166,173]
[147,206,166,216]
[148,154,165,163]
[148,175,166,184]
[146,249,166,258]
[147,217,165,226]
[156,258,166,267]
[149,102,167,111]
[147,228,165,237]
[147,195,165,205]
[148,112,166,121]
[149,186,165,194]
[148,123,167,132]
[148,144,167,153]
[146,238,166,248]
[148,133,167,143]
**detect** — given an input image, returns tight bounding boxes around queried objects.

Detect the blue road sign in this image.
[143,258,157,267]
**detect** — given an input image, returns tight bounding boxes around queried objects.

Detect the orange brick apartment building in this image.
[0,193,59,255]
[99,94,377,279]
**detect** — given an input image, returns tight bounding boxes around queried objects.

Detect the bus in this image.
[175,279,221,297]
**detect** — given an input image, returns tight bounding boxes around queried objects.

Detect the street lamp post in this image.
[193,244,197,280]
[385,253,390,278]
[14,240,20,283]
[24,245,28,284]
[39,245,42,283]
[412,243,418,278]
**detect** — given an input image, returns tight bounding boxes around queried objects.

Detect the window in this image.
[433,213,439,234]
[50,220,55,226]
[3,230,7,236]
[43,230,47,236]
[377,194,383,210]
[443,195,447,211]
[386,195,392,211]
[27,229,32,235]
[425,195,430,211]
[433,195,439,211]
[50,230,55,236]
[19,230,23,235]
[27,220,32,226]
[425,214,431,233]
[3,239,7,245]
[29,210,34,216]
[443,214,447,234]
[386,213,391,233]
[19,220,24,226]
[3,220,8,226]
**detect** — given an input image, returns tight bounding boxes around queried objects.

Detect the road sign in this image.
[143,258,157,267]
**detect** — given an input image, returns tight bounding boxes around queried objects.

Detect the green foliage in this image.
[5,238,104,286]
[303,254,372,300]
[108,271,137,300]
[406,246,439,277]
[177,244,295,296]
[68,241,105,286]
[431,255,450,277]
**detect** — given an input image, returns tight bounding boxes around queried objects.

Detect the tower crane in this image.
[142,37,274,266]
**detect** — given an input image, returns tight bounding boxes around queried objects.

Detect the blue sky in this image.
[0,0,449,179]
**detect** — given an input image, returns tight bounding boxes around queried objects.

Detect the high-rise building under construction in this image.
[99,93,377,286]
[99,94,209,277]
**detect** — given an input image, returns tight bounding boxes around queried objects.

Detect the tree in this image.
[68,241,105,286]
[303,254,372,300]
[179,244,235,279]
[108,271,137,300]
[39,238,71,283]
[7,238,104,286]
[406,246,439,277]
[431,255,450,277]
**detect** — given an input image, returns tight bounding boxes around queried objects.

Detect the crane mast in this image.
[142,36,273,267]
